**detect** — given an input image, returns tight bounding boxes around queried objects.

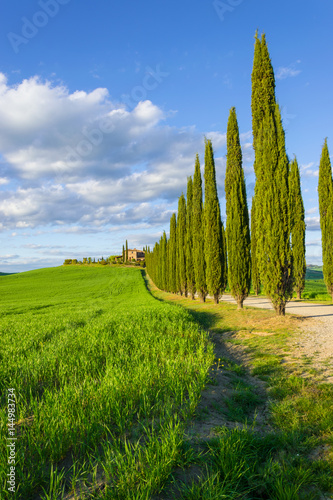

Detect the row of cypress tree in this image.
[146,138,228,304]
[146,31,333,313]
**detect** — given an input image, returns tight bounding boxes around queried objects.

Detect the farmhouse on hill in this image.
[114,248,145,262]
[128,249,145,261]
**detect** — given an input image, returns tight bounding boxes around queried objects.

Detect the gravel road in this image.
[221,294,333,380]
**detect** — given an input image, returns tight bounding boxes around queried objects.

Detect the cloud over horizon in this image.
[0,73,254,233]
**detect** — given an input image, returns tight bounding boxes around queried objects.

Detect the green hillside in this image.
[305,267,324,280]
[0,266,213,499]
[303,266,331,301]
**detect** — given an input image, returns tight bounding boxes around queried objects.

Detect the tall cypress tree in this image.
[122,245,125,263]
[251,31,276,290]
[192,154,207,301]
[125,240,128,262]
[168,213,177,293]
[225,107,251,309]
[186,176,196,299]
[252,33,293,315]
[289,157,306,299]
[251,31,276,154]
[255,108,293,314]
[222,223,228,292]
[203,138,225,304]
[176,194,187,295]
[318,139,333,300]
[251,196,260,295]
[160,231,168,291]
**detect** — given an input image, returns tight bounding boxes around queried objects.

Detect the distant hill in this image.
[306,267,324,280]
[307,265,323,271]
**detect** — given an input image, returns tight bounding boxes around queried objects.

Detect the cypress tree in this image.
[225,107,251,309]
[251,31,276,154]
[252,33,293,315]
[255,108,293,314]
[289,157,306,299]
[186,176,196,299]
[176,194,187,295]
[222,223,228,292]
[203,138,225,304]
[318,139,333,300]
[125,240,128,262]
[192,154,207,301]
[122,245,125,263]
[251,31,276,288]
[250,196,261,295]
[155,240,161,288]
[168,213,177,293]
[160,231,168,291]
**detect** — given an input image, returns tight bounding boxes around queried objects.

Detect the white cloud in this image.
[300,162,319,177]
[305,216,321,231]
[276,61,301,80]
[0,74,253,237]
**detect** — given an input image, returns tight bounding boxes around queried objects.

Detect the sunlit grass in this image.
[0,266,214,499]
[147,276,333,499]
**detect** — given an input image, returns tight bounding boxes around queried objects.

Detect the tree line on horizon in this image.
[146,31,333,313]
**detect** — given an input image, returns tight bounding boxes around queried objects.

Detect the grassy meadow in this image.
[302,267,331,301]
[1,265,332,499]
[0,266,214,499]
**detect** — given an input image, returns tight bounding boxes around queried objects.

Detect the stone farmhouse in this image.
[128,249,145,261]
[114,249,145,262]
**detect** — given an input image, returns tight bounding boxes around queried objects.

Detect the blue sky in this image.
[0,0,332,272]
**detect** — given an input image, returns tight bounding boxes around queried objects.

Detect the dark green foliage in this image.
[221,223,227,292]
[251,33,293,315]
[225,108,251,308]
[161,231,168,291]
[192,154,207,302]
[289,157,306,299]
[318,139,333,299]
[176,194,187,295]
[168,213,177,293]
[251,31,276,155]
[255,108,293,314]
[125,239,128,262]
[203,139,225,304]
[122,245,125,262]
[250,196,260,295]
[186,177,196,299]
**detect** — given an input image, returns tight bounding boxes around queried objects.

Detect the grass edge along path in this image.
[145,273,333,500]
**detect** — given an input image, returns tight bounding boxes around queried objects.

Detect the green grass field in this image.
[303,267,331,301]
[1,266,332,499]
[0,266,213,499]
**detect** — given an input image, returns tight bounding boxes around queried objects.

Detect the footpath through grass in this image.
[147,276,333,500]
[0,266,214,499]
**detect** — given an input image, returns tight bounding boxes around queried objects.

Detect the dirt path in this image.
[221,294,333,382]
[221,294,332,318]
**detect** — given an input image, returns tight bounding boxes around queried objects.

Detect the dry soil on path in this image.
[221,294,333,382]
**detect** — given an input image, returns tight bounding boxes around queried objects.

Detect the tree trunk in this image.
[237,297,244,309]
[297,290,301,300]
[214,293,219,304]
[275,303,286,316]
[191,292,195,300]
